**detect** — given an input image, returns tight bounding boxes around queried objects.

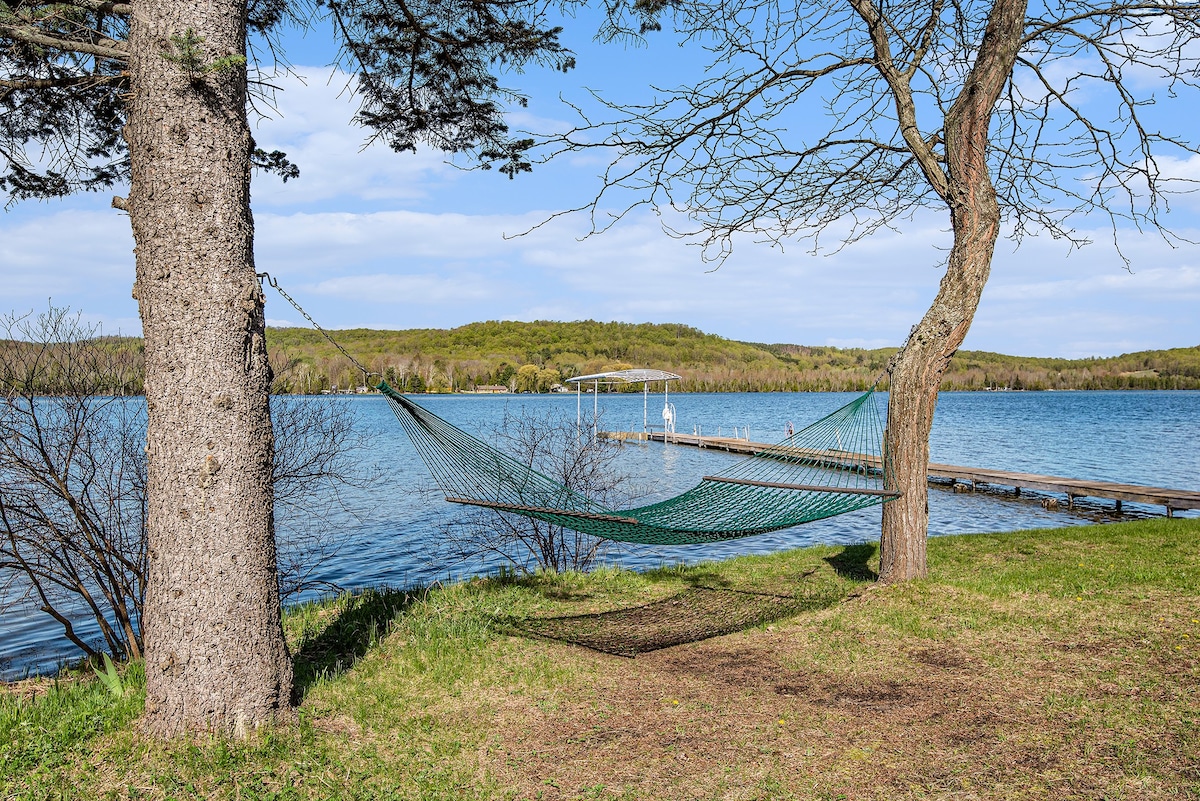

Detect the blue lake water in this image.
[3,390,1198,679]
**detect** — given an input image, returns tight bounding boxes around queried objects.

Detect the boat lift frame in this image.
[566,368,683,441]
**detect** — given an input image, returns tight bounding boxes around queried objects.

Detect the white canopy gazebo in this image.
[566,368,683,440]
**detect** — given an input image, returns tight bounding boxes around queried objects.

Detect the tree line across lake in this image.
[10,320,1199,395]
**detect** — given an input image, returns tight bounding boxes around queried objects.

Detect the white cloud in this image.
[256,209,536,273]
[249,68,458,208]
[0,209,129,274]
[1145,154,1200,211]
[987,264,1200,302]
[0,206,139,331]
[308,272,499,303]
[965,227,1200,356]
[1153,153,1200,181]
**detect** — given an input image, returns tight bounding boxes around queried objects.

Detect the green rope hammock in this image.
[378,381,898,546]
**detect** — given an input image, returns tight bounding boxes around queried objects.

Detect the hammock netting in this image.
[378,381,896,545]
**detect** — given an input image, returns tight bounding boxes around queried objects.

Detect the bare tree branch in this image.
[531,0,1199,263]
[849,0,950,199]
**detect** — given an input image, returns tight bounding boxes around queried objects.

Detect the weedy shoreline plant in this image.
[92,654,123,698]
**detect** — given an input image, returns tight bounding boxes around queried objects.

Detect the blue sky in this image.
[2,14,1198,358]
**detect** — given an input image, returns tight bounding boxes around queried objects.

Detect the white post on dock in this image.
[643,383,648,435]
[664,380,672,440]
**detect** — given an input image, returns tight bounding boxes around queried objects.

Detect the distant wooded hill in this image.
[262,321,1200,393]
[7,321,1197,394]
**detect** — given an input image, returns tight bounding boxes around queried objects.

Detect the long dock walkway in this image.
[603,431,1200,516]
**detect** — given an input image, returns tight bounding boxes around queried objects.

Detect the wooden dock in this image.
[602,431,1200,516]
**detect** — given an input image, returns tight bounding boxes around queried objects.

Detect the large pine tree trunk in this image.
[125,1,292,736]
[879,0,1027,583]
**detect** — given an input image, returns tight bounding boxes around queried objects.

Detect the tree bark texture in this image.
[125,1,292,736]
[879,0,1028,583]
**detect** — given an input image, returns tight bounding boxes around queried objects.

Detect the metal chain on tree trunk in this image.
[256,272,378,384]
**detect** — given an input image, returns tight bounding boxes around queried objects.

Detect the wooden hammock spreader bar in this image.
[445,496,641,525]
[702,476,901,498]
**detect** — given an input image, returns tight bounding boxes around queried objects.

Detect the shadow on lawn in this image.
[824,542,878,581]
[291,588,419,701]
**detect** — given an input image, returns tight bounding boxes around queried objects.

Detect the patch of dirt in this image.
[773,678,916,711]
[908,645,971,670]
[309,712,364,739]
[655,645,784,687]
[1048,637,1122,655]
[1,674,83,699]
[480,601,1197,801]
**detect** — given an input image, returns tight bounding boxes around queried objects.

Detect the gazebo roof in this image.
[566,369,682,385]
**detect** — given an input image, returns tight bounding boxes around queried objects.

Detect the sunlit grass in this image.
[0,660,145,779]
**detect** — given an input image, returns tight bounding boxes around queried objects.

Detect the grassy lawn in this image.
[2,517,1198,800]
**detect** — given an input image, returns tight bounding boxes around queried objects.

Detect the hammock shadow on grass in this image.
[511,581,845,658]
[288,545,878,694]
[510,544,886,658]
[291,588,419,702]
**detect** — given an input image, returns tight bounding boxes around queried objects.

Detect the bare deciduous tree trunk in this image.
[126,0,292,736]
[879,0,1026,583]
